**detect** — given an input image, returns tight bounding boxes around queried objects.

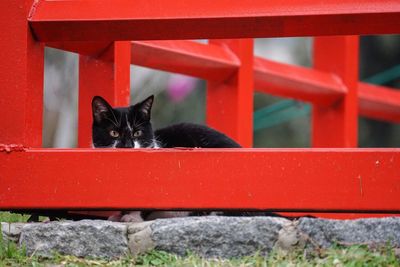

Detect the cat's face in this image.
[91,95,158,148]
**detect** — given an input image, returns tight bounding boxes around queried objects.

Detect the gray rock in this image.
[19,220,128,259]
[1,222,25,242]
[148,216,289,258]
[298,217,400,248]
[128,221,155,256]
[7,216,400,260]
[274,220,307,251]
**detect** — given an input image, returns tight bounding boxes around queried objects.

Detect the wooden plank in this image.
[207,40,254,147]
[1,148,399,212]
[29,0,400,41]
[0,0,44,147]
[312,36,359,147]
[358,82,400,123]
[254,57,345,106]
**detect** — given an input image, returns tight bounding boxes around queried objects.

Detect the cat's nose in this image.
[117,139,134,148]
[125,139,134,148]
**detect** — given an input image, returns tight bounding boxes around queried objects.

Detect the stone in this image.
[148,216,289,258]
[1,222,25,242]
[274,220,306,251]
[128,221,155,256]
[4,216,399,260]
[19,220,128,259]
[298,217,400,248]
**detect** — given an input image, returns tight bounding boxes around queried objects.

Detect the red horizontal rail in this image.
[254,57,346,106]
[358,82,400,123]
[131,41,239,81]
[46,41,112,57]
[1,148,399,212]
[29,0,400,41]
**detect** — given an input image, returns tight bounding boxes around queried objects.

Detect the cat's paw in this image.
[120,212,144,223]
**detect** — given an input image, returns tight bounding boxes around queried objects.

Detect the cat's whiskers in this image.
[111,140,119,148]
[134,121,147,129]
[132,109,138,126]
[126,114,133,132]
[118,113,122,127]
[109,108,120,127]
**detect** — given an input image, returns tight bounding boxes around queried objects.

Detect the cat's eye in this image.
[109,130,119,138]
[133,130,142,137]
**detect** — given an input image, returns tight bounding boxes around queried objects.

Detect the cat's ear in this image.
[137,95,154,119]
[92,96,113,123]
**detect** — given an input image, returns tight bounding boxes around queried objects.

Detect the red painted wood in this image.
[279,212,399,219]
[29,0,400,41]
[358,82,400,123]
[1,148,399,212]
[312,36,359,147]
[78,42,131,147]
[0,0,44,147]
[207,40,254,147]
[131,41,239,81]
[114,42,131,107]
[254,57,346,106]
[47,41,112,57]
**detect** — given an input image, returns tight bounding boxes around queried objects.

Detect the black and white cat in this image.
[92,95,241,149]
[91,95,241,222]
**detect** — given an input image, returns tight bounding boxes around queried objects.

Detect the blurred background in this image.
[43,36,400,148]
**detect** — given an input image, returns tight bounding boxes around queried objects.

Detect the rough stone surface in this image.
[128,221,155,256]
[149,216,289,258]
[19,220,128,259]
[298,217,400,248]
[1,216,399,259]
[274,220,307,251]
[1,222,25,242]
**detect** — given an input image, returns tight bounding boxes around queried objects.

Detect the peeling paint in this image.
[0,144,27,153]
[358,175,363,197]
[27,0,41,20]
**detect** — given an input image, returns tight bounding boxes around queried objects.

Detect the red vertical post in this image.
[206,39,254,147]
[312,36,359,147]
[78,41,131,147]
[0,0,44,147]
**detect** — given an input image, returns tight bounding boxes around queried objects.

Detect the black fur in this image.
[92,95,244,222]
[92,95,240,149]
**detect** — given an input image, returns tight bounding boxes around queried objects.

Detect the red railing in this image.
[0,0,400,218]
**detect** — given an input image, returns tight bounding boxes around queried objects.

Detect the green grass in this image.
[0,212,30,223]
[1,212,399,266]
[0,245,398,267]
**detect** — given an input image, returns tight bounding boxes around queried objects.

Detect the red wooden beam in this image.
[46,41,112,57]
[207,40,254,147]
[312,36,359,147]
[131,41,239,81]
[358,82,400,123]
[0,0,44,147]
[254,57,346,106]
[1,148,399,212]
[29,0,400,42]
